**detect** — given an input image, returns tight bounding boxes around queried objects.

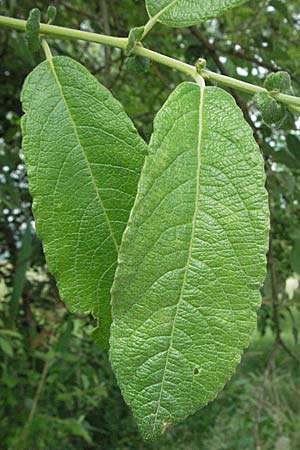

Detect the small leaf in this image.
[125,26,145,56]
[145,0,246,27]
[254,92,286,126]
[21,57,147,349]
[110,82,269,439]
[47,5,57,24]
[195,58,207,74]
[25,8,41,53]
[264,71,291,94]
[125,55,151,74]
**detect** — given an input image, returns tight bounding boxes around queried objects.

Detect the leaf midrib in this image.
[152,80,205,434]
[47,58,119,253]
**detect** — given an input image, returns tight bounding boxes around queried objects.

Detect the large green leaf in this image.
[145,0,246,27]
[21,56,147,348]
[110,81,269,439]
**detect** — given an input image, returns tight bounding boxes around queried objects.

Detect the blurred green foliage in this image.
[0,0,300,448]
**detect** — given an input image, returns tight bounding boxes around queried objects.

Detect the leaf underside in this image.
[21,56,147,348]
[146,0,246,27]
[110,82,269,439]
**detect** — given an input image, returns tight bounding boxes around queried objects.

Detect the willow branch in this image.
[0,15,300,108]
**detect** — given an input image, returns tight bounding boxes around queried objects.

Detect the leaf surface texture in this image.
[21,56,147,347]
[110,82,269,438]
[146,0,246,27]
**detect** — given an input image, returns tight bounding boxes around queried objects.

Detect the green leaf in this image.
[125,26,145,56]
[47,6,57,24]
[110,82,269,439]
[125,55,151,74]
[25,8,41,53]
[254,92,286,126]
[21,56,147,349]
[145,0,246,27]
[264,71,291,94]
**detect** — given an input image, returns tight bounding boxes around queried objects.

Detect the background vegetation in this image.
[0,0,300,448]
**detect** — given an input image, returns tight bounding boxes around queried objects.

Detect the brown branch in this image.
[17,359,50,447]
[278,337,300,363]
[27,360,50,423]
[269,231,300,363]
[254,341,278,450]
